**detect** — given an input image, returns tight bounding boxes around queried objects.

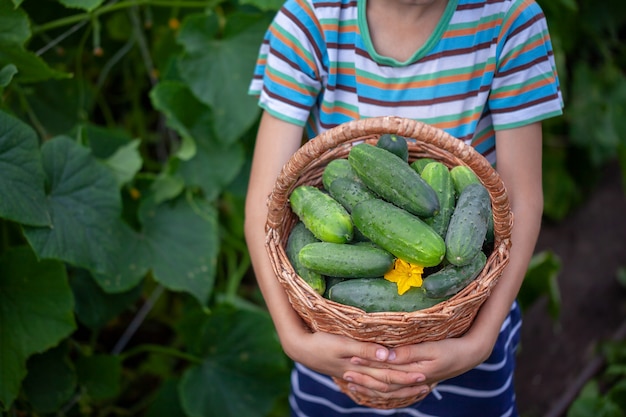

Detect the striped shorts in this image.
[289,302,522,417]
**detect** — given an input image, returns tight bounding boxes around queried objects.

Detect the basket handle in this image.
[266,116,512,245]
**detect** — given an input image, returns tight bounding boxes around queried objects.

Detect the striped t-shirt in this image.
[248,0,563,163]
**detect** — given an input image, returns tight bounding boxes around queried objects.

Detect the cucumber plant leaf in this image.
[518,250,562,320]
[22,343,77,413]
[177,13,267,144]
[22,136,123,276]
[0,246,76,411]
[0,110,50,226]
[178,304,290,417]
[57,0,105,11]
[76,354,122,400]
[178,139,244,202]
[145,379,186,417]
[136,194,219,305]
[104,139,143,186]
[0,0,30,45]
[0,1,69,82]
[71,268,143,329]
[150,80,244,201]
[239,0,284,11]
[149,79,209,155]
[0,64,17,89]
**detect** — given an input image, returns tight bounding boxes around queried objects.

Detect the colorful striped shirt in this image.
[248,0,563,163]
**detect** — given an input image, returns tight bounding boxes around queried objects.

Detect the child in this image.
[244,0,563,415]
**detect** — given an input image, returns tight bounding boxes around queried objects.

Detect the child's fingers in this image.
[342,368,425,393]
[342,372,432,401]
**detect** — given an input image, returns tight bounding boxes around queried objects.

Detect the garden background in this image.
[0,0,624,416]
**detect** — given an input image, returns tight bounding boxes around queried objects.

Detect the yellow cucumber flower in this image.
[384,258,424,295]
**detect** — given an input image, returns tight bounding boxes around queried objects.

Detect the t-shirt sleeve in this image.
[490,0,564,130]
[248,0,324,126]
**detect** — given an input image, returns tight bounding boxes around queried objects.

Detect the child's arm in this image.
[244,111,433,398]
[341,122,544,399]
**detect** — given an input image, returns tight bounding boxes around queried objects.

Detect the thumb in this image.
[349,340,392,362]
[388,342,435,364]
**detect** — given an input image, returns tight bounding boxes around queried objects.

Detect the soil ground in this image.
[514,161,626,417]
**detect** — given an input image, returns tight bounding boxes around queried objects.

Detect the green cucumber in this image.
[289,185,353,244]
[450,165,494,244]
[450,165,480,195]
[410,157,436,174]
[422,251,487,298]
[445,183,491,266]
[328,176,377,213]
[376,133,409,162]
[327,278,448,313]
[351,198,445,267]
[420,161,455,238]
[322,158,358,191]
[285,222,326,294]
[323,276,347,298]
[348,143,439,218]
[298,242,395,278]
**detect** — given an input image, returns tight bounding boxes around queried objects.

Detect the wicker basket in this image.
[265,116,513,409]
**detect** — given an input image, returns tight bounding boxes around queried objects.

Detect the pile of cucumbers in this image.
[286,134,494,313]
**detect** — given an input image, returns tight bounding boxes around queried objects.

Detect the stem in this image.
[32,0,220,34]
[224,244,251,300]
[13,84,49,139]
[111,284,164,355]
[119,343,203,364]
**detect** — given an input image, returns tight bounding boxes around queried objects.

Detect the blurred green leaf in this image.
[58,0,104,11]
[23,343,77,413]
[0,110,50,226]
[177,13,267,144]
[22,136,123,275]
[0,64,17,88]
[137,194,219,305]
[179,304,289,417]
[145,379,186,417]
[518,250,562,319]
[71,268,142,329]
[104,139,143,186]
[0,246,76,410]
[76,354,122,400]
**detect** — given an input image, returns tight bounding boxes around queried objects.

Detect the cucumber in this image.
[298,242,395,278]
[445,183,491,266]
[323,276,347,298]
[327,278,448,313]
[422,251,487,298]
[328,176,377,213]
[420,161,455,238]
[450,165,480,195]
[351,198,445,267]
[450,165,494,244]
[289,185,353,244]
[410,157,436,174]
[348,143,439,218]
[285,222,326,294]
[322,158,358,191]
[376,133,409,162]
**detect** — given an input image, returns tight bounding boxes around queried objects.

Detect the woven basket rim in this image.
[264,115,513,339]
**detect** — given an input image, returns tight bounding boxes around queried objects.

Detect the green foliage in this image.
[537,0,626,220]
[0,0,624,415]
[567,340,626,417]
[0,0,289,415]
[518,250,563,320]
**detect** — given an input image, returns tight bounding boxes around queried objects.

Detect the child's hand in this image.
[282,330,433,399]
[341,333,493,399]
